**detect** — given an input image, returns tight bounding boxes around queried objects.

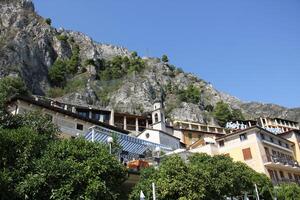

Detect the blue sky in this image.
[33,0,300,108]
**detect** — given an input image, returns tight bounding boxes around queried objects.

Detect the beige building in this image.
[279,130,300,163]
[190,126,300,184]
[8,96,129,138]
[258,117,299,134]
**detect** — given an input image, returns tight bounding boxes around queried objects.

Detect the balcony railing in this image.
[263,155,300,168]
[272,178,300,185]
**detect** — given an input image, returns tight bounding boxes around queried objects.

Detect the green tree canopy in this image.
[45,18,51,25]
[67,44,80,74]
[99,55,145,81]
[48,59,67,86]
[177,84,201,104]
[129,155,206,200]
[0,111,53,199]
[274,183,300,200]
[17,138,127,200]
[161,55,169,63]
[213,101,245,127]
[131,154,273,200]
[0,76,28,109]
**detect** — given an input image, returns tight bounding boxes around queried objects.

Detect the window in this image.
[76,123,83,131]
[78,112,87,118]
[154,113,159,123]
[278,140,282,146]
[239,133,247,141]
[242,148,252,160]
[219,140,225,147]
[285,143,289,149]
[260,133,265,140]
[270,137,274,143]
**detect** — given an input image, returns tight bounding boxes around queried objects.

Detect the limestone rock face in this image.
[0,0,299,124]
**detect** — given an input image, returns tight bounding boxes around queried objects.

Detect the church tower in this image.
[151,100,166,132]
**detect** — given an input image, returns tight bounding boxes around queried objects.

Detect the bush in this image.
[177,84,201,104]
[84,59,95,66]
[67,44,80,74]
[48,59,67,86]
[98,55,145,81]
[161,54,169,63]
[45,18,51,25]
[0,76,28,109]
[46,87,64,98]
[275,183,300,200]
[213,101,245,127]
[56,34,68,42]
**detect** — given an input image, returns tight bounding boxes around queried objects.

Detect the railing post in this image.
[92,128,95,142]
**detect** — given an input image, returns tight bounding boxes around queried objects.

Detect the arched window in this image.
[154,113,159,123]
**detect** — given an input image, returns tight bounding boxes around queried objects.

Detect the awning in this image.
[85,126,172,156]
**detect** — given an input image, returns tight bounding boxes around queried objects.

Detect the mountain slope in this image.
[1,0,299,124]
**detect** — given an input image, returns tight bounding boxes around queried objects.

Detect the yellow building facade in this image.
[215,127,300,184]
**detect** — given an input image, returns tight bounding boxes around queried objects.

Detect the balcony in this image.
[272,178,300,185]
[263,155,300,172]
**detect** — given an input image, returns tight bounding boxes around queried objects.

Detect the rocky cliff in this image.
[1,0,299,124]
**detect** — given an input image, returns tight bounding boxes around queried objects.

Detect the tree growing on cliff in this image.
[0,76,28,109]
[161,54,169,63]
[177,84,201,104]
[213,101,245,127]
[48,59,67,87]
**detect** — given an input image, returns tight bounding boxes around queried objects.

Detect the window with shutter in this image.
[242,148,252,160]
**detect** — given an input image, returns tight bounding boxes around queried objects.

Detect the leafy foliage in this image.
[274,183,300,200]
[177,84,201,104]
[0,110,126,199]
[48,59,67,86]
[48,44,81,87]
[0,76,28,109]
[161,54,169,63]
[56,34,68,42]
[213,101,244,127]
[84,58,95,66]
[17,138,127,200]
[131,154,273,200]
[0,110,58,200]
[67,44,80,74]
[45,18,51,25]
[129,156,206,200]
[46,87,65,98]
[98,54,146,81]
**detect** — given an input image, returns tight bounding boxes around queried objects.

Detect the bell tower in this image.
[151,100,166,132]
